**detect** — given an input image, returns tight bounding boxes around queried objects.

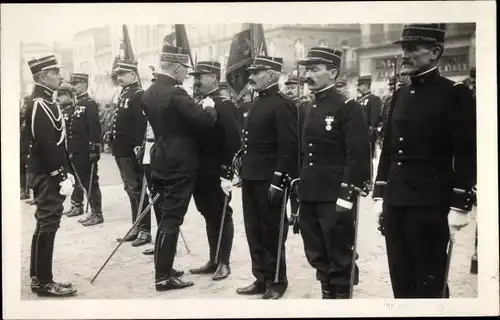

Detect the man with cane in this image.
[294,47,371,299]
[372,24,477,298]
[142,45,217,292]
[187,61,240,281]
[59,73,103,226]
[236,55,298,300]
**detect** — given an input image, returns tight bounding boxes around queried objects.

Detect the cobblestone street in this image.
[20,153,478,300]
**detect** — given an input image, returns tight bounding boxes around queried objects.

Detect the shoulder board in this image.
[344,98,354,104]
[453,82,464,87]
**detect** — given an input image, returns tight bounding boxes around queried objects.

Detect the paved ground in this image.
[20,153,478,300]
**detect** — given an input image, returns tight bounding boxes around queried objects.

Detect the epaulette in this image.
[345,98,354,104]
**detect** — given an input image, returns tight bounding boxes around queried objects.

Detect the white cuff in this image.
[336,198,353,210]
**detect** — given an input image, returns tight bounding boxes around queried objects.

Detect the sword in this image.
[215,194,230,263]
[135,174,148,226]
[179,228,191,255]
[289,178,301,234]
[274,185,289,283]
[90,193,160,284]
[442,238,454,298]
[349,195,361,299]
[85,162,96,214]
[68,160,90,206]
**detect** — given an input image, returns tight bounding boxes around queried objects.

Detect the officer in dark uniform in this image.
[25,55,77,297]
[372,24,477,298]
[334,78,351,98]
[236,55,298,300]
[59,73,103,226]
[294,47,371,299]
[187,61,240,281]
[142,45,218,292]
[357,75,382,160]
[378,76,397,144]
[20,95,32,200]
[105,59,151,246]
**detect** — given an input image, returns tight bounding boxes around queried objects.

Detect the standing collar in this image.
[258,83,279,97]
[33,83,55,100]
[122,81,140,92]
[359,91,372,99]
[410,66,440,85]
[313,83,336,100]
[156,73,181,86]
[204,88,219,98]
[76,92,89,102]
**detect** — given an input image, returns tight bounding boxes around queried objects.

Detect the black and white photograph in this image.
[1,2,498,319]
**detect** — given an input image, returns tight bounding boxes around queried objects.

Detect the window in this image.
[268,41,276,56]
[372,56,401,82]
[370,24,385,44]
[294,40,305,61]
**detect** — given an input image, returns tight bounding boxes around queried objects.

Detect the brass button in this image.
[399,137,403,142]
[309,143,313,147]
[397,162,402,166]
[309,153,312,156]
[309,162,313,166]
[398,150,403,154]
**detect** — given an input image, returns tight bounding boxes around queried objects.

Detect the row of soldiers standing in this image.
[22,23,476,300]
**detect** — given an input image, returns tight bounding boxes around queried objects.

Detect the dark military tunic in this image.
[298,84,370,291]
[239,83,298,293]
[193,90,240,265]
[110,81,149,233]
[65,92,103,214]
[357,91,382,158]
[20,98,32,196]
[373,67,477,298]
[142,73,217,282]
[25,84,70,284]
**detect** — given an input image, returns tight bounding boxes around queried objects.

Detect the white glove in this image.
[448,209,470,241]
[59,175,75,196]
[201,97,215,109]
[220,178,232,196]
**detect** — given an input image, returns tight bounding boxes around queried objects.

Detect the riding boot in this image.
[212,215,234,281]
[155,231,193,291]
[30,225,40,292]
[321,282,335,299]
[189,222,217,274]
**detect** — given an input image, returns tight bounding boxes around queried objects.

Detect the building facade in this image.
[355,23,476,98]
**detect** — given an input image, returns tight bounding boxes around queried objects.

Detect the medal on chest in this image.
[325,116,334,131]
[120,98,130,109]
[74,106,86,118]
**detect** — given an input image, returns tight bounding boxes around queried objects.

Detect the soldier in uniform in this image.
[372,24,477,298]
[142,45,218,291]
[294,47,371,299]
[377,76,397,145]
[187,61,240,281]
[334,78,351,98]
[25,55,77,297]
[20,95,32,200]
[59,73,103,226]
[105,59,151,246]
[236,55,298,300]
[357,75,382,160]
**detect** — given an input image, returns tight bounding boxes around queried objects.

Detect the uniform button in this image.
[309,143,313,147]
[398,150,403,154]
[244,138,248,141]
[399,137,403,142]
[397,162,402,166]
[410,90,415,95]
[244,151,247,154]
[309,153,312,156]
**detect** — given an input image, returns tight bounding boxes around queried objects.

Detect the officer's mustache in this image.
[306,79,315,85]
[248,80,256,85]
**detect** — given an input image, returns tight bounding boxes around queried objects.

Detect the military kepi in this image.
[357,75,372,86]
[393,23,446,44]
[69,73,89,83]
[247,56,284,72]
[189,61,221,78]
[160,45,191,68]
[298,47,342,68]
[113,59,139,73]
[28,55,63,75]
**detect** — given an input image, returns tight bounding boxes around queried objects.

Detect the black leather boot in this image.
[321,282,335,299]
[335,284,351,299]
[82,213,104,226]
[155,232,193,292]
[212,216,234,281]
[236,282,266,295]
[132,231,152,247]
[189,223,218,275]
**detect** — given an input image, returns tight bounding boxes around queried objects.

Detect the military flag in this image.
[225,23,267,95]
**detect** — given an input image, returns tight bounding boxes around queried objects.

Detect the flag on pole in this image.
[225,23,267,95]
[111,24,138,86]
